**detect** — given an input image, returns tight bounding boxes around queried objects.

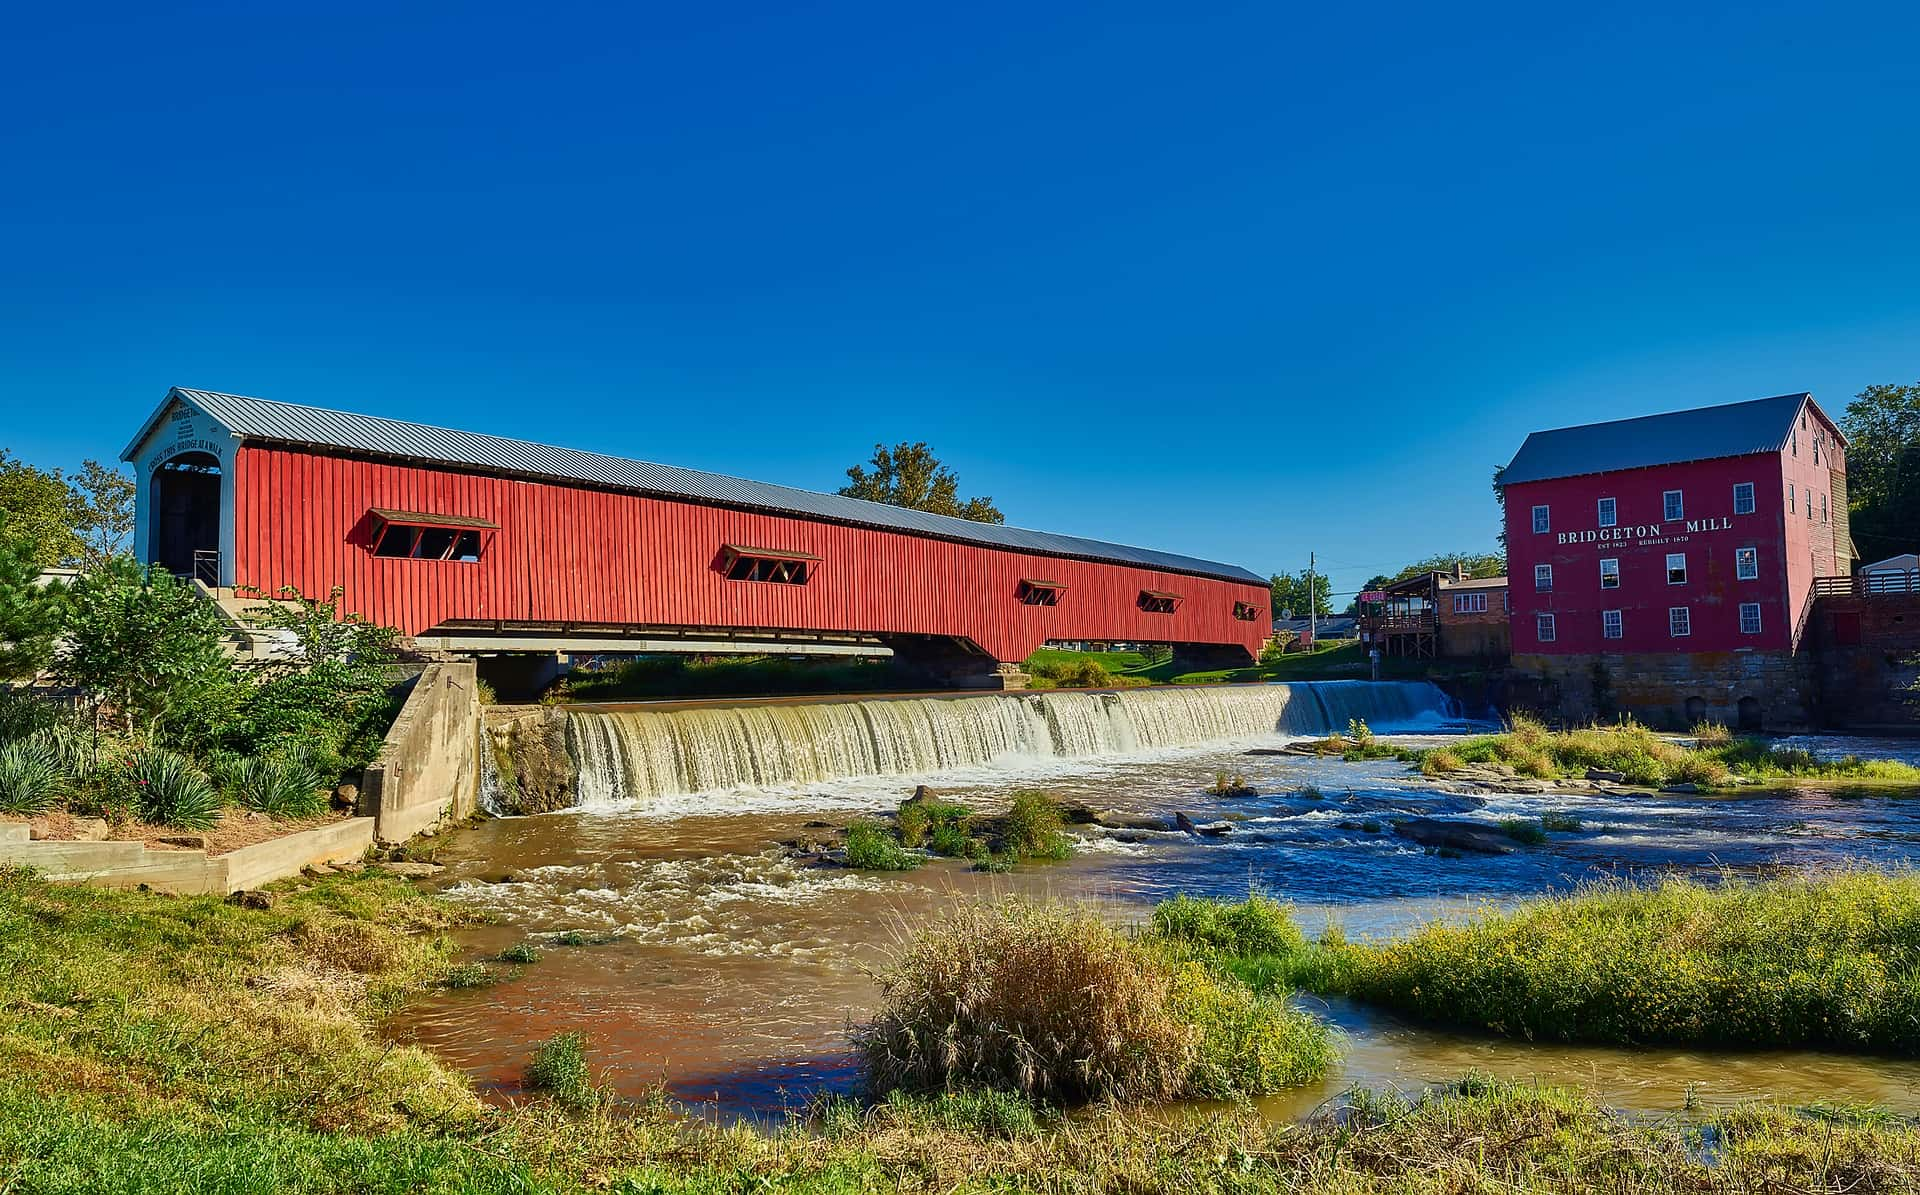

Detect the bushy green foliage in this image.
[1420,748,1463,776]
[58,558,236,745]
[857,899,1331,1104]
[498,942,541,964]
[0,514,65,683]
[524,1031,598,1111]
[1024,656,1148,689]
[232,587,403,775]
[844,820,922,871]
[556,654,895,702]
[0,450,84,569]
[1439,713,1920,788]
[215,749,329,817]
[0,738,64,814]
[895,797,970,850]
[127,747,221,829]
[438,962,494,990]
[1266,872,1920,1053]
[1152,894,1307,957]
[1497,817,1547,845]
[995,790,1073,862]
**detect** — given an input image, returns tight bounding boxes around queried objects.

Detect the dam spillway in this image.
[556,681,1455,810]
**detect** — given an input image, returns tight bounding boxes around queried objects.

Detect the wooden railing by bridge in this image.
[1813,572,1920,598]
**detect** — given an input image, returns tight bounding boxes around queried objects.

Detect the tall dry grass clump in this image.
[857,899,1330,1103]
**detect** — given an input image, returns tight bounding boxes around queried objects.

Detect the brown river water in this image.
[390,684,1920,1121]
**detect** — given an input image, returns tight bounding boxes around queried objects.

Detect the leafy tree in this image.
[1841,383,1920,561]
[69,460,136,567]
[58,558,236,741]
[0,515,65,683]
[1389,551,1506,583]
[1491,466,1509,558]
[1269,571,1332,619]
[839,443,1004,524]
[234,586,402,776]
[0,451,82,570]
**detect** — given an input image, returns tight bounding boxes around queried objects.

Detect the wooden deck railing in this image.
[1814,572,1920,598]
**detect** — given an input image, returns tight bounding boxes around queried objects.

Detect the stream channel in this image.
[390,681,1920,1121]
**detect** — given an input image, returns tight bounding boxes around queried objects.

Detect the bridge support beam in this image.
[883,636,1029,691]
[474,652,571,702]
[1169,643,1256,677]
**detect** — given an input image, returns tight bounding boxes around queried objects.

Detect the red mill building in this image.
[1501,393,1855,729]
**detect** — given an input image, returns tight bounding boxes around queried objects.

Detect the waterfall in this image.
[565,681,1455,809]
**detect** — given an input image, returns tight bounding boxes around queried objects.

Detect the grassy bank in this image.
[1161,871,1920,1053]
[552,655,899,701]
[5,868,1920,1192]
[1416,714,1920,788]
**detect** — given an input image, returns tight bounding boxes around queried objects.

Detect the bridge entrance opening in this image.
[152,451,221,584]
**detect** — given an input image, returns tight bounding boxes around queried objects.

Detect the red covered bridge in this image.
[124,388,1269,687]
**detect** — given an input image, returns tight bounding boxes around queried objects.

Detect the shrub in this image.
[215,750,329,818]
[438,962,494,989]
[856,900,1330,1103]
[524,1031,598,1110]
[997,791,1072,862]
[1540,812,1583,833]
[1420,749,1463,777]
[897,798,970,851]
[1691,721,1733,749]
[499,942,541,964]
[1151,894,1307,958]
[928,819,978,859]
[0,739,64,815]
[1347,718,1375,748]
[1331,871,1920,1052]
[1298,784,1324,801]
[127,748,221,829]
[845,821,922,871]
[1497,818,1547,845]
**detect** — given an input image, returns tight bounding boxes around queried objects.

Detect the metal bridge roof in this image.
[129,388,1265,585]
[1499,393,1827,486]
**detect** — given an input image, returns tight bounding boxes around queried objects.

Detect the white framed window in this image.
[1597,497,1617,527]
[1536,612,1556,643]
[1532,504,1551,534]
[1739,602,1762,634]
[1600,557,1620,589]
[1669,606,1691,638]
[1663,489,1684,521]
[1820,492,1828,523]
[1788,483,1795,513]
[1735,546,1758,581]
[1733,482,1755,515]
[1807,493,1814,521]
[1666,553,1688,584]
[1453,592,1488,614]
[1602,609,1623,639]
[1535,563,1553,592]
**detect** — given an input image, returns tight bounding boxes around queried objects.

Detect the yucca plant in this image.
[216,751,329,818]
[128,748,221,829]
[0,739,64,815]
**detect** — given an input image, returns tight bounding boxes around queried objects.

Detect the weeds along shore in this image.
[6,865,1920,1193]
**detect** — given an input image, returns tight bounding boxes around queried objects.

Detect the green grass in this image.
[4,868,1920,1193]
[1497,817,1548,845]
[1172,871,1920,1054]
[524,1032,599,1111]
[1419,713,1920,789]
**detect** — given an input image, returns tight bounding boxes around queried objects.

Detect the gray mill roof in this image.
[127,388,1265,585]
[1499,393,1828,487]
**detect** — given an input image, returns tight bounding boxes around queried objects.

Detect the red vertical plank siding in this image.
[231,445,1269,661]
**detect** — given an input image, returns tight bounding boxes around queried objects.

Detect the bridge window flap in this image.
[1138,589,1181,614]
[1232,600,1262,621]
[1018,579,1066,606]
[721,544,817,585]
[368,510,492,562]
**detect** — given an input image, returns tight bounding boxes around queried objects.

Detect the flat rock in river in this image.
[1086,810,1175,832]
[1344,792,1488,815]
[1391,818,1514,855]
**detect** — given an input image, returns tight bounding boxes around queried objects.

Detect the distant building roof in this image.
[125,387,1264,585]
[1499,393,1835,486]
[1863,553,1918,573]
[1440,575,1508,590]
[1272,615,1358,637]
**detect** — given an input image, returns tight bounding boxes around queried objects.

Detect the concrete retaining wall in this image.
[359,660,483,842]
[0,817,376,895]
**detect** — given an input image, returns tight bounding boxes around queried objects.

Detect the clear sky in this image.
[4,2,1916,596]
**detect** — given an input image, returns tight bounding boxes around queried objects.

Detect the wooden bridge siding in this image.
[231,445,1268,662]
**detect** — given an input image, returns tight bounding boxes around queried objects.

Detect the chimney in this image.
[1454,561,1467,581]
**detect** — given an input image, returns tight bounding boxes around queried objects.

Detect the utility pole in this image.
[1307,551,1317,647]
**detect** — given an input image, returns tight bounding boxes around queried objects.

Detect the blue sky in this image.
[4,2,1916,596]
